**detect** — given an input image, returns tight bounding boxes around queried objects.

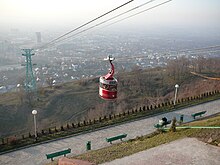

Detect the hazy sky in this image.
[0,0,220,32]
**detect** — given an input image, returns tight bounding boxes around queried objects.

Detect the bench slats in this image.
[46,148,71,161]
[191,111,207,119]
[106,134,127,143]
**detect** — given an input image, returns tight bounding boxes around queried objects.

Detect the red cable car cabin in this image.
[99,56,117,100]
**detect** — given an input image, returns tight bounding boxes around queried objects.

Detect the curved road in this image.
[0,99,220,165]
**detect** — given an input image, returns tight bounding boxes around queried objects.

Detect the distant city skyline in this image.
[0,0,220,33]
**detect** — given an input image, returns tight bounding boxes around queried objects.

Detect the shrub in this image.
[61,126,64,131]
[49,128,52,134]
[169,117,177,132]
[9,137,17,146]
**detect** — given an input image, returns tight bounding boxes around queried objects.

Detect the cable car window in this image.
[100,83,109,90]
[100,82,117,91]
[109,85,117,91]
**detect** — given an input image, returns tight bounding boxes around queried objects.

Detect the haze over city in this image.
[0,0,220,90]
[0,0,220,33]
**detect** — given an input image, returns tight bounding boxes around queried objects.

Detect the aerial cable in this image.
[114,51,220,62]
[46,0,157,46]
[91,45,220,61]
[102,0,172,29]
[184,50,220,55]
[177,45,220,53]
[46,0,171,47]
[39,0,134,49]
[87,49,220,62]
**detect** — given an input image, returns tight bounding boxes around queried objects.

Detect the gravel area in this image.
[101,138,220,165]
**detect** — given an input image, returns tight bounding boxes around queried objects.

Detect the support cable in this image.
[39,0,134,49]
[102,0,172,29]
[45,0,171,48]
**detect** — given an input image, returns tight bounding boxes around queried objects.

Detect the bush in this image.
[61,126,64,131]
[139,107,142,112]
[49,128,52,134]
[169,117,177,132]
[9,136,17,145]
[1,138,5,145]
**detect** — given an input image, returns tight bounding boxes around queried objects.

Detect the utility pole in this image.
[22,49,36,92]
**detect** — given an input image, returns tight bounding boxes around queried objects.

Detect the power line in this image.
[35,0,220,60]
[91,46,220,61]
[45,0,172,48]
[177,45,220,52]
[46,0,157,47]
[103,0,172,29]
[39,0,134,49]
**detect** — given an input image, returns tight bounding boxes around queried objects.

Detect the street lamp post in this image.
[174,84,179,106]
[32,110,38,140]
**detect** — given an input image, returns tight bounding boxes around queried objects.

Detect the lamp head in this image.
[32,110,37,115]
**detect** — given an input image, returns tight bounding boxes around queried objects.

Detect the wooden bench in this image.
[191,111,207,119]
[106,133,127,144]
[46,148,71,161]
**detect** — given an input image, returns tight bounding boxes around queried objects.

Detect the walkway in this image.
[0,99,219,165]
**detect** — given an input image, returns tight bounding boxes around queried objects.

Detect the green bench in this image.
[106,133,127,144]
[46,148,71,161]
[191,111,207,119]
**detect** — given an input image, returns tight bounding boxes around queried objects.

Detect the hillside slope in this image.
[0,67,220,137]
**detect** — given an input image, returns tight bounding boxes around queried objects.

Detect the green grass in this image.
[53,115,220,165]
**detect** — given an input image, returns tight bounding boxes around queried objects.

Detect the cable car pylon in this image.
[99,55,118,100]
[22,49,36,92]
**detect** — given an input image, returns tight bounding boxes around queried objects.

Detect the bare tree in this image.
[167,56,190,81]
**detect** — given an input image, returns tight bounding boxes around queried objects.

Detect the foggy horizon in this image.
[0,0,220,35]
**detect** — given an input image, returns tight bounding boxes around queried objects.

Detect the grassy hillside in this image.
[0,66,220,137]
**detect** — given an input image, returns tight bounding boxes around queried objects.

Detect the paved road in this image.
[0,99,220,165]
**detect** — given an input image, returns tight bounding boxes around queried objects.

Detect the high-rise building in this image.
[36,32,41,43]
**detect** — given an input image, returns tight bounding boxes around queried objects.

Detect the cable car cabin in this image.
[99,55,117,100]
[99,76,117,100]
